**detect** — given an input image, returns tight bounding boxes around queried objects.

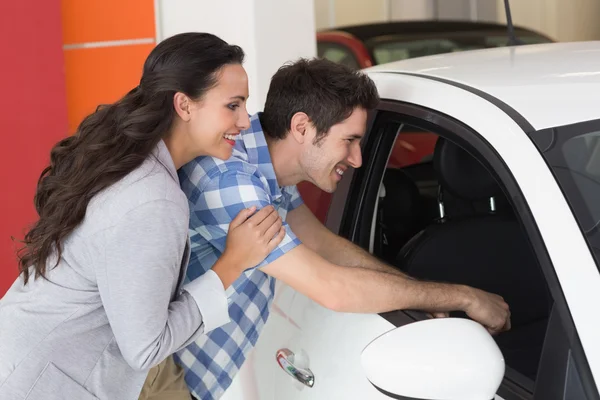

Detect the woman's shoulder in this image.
[85,157,188,230]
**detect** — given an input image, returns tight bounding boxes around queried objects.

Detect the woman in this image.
[0,33,282,400]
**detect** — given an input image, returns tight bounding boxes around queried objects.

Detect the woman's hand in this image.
[225,205,285,268]
[212,205,285,288]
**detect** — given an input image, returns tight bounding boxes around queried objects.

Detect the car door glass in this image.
[369,33,553,65]
[559,131,600,232]
[372,39,463,64]
[530,123,600,269]
[485,34,552,47]
[317,42,360,70]
[565,351,588,400]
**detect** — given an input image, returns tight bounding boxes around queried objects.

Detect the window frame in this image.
[325,100,599,400]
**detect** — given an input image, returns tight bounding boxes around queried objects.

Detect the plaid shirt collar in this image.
[233,113,283,201]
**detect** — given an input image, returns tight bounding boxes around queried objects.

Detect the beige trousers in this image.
[138,356,192,400]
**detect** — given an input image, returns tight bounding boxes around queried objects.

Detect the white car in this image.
[222,41,600,400]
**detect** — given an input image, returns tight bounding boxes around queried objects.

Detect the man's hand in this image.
[464,288,511,335]
[428,312,450,319]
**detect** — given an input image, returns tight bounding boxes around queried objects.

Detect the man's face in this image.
[301,108,367,193]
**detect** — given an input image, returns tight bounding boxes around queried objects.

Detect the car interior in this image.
[371,128,554,383]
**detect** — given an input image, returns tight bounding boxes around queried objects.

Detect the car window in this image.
[340,107,597,400]
[485,35,552,47]
[530,122,600,270]
[561,131,600,229]
[317,42,360,70]
[372,39,464,63]
[360,118,554,397]
[387,126,437,168]
[369,34,552,64]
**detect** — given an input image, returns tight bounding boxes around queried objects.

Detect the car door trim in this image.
[384,71,536,135]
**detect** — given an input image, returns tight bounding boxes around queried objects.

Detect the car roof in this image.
[319,20,549,42]
[366,41,600,130]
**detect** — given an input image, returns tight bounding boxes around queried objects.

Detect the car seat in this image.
[375,168,425,262]
[395,137,552,380]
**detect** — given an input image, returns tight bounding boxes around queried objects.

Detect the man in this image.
[175,58,511,399]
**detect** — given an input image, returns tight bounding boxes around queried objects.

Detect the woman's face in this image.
[185,63,250,160]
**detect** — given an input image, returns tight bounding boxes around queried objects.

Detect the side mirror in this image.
[361,318,504,400]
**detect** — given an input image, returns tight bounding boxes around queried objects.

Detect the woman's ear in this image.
[173,92,192,122]
[289,112,311,144]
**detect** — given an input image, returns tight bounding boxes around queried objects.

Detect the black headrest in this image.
[382,168,421,222]
[433,138,499,201]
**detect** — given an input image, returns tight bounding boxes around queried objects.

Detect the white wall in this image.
[435,0,497,22]
[313,0,438,30]
[314,0,334,30]
[157,0,316,113]
[313,0,497,30]
[497,0,600,42]
[314,0,387,30]
[556,0,600,42]
[333,0,387,27]
[391,0,434,21]
[314,0,600,42]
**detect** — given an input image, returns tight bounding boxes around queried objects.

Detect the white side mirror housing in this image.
[361,318,504,400]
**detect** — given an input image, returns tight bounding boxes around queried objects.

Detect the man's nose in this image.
[347,142,362,168]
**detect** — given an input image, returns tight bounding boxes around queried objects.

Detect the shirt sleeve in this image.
[97,199,228,371]
[188,169,302,273]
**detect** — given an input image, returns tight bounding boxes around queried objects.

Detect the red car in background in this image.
[316,20,553,70]
[299,20,553,223]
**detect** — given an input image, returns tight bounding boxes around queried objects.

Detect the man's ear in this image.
[173,92,192,122]
[289,112,311,144]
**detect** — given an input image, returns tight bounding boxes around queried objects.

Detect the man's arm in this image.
[182,167,302,272]
[286,204,409,277]
[260,245,510,333]
[182,167,510,334]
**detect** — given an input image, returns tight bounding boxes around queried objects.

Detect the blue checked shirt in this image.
[175,113,304,399]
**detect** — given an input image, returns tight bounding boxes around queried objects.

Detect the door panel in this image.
[224,280,508,399]
[271,281,396,399]
[222,280,394,399]
[220,281,298,400]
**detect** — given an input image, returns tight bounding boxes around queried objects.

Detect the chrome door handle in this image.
[276,348,315,388]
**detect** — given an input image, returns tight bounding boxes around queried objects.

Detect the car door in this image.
[248,111,511,400]
[268,282,397,399]
[257,291,508,400]
[232,102,599,400]
[219,279,397,400]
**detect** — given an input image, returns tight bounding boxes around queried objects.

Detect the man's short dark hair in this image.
[261,58,379,142]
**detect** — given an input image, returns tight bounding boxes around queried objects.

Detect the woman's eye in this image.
[228,104,239,110]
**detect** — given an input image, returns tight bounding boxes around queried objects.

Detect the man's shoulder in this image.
[179,155,260,191]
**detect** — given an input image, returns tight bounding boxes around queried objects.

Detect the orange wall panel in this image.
[62,0,155,44]
[64,44,154,133]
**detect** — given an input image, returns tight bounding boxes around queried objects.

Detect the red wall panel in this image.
[0,2,68,296]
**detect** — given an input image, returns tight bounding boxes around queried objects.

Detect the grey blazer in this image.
[0,141,229,400]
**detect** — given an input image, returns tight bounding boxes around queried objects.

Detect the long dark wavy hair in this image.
[17,32,244,284]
